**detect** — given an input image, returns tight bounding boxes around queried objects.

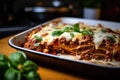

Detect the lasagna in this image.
[23,20,120,66]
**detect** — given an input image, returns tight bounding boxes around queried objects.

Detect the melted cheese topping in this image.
[31,23,83,45]
[32,27,57,44]
[93,29,119,49]
[59,32,72,41]
[31,23,120,48]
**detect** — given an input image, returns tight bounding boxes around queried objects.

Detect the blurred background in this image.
[0,0,120,38]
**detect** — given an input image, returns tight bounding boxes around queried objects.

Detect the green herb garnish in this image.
[34,35,42,41]
[52,30,63,36]
[34,43,40,47]
[62,27,71,32]
[72,23,80,32]
[70,32,74,37]
[101,29,106,33]
[80,28,93,36]
[108,36,116,43]
[52,23,94,37]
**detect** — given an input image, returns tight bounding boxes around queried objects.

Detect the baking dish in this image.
[8,17,120,79]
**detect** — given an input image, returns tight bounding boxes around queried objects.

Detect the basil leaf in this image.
[4,68,22,80]
[34,35,42,41]
[34,43,40,47]
[101,29,106,33]
[23,60,38,73]
[73,23,80,32]
[80,28,93,36]
[9,51,27,69]
[87,30,94,36]
[70,32,74,37]
[24,71,40,80]
[108,36,116,42]
[0,54,10,80]
[52,30,63,36]
[62,27,72,32]
[81,31,88,35]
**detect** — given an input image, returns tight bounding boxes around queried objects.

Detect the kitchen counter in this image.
[0,35,92,80]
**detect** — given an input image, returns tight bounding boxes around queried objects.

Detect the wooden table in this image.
[0,35,91,80]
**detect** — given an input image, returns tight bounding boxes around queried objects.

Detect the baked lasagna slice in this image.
[23,20,120,66]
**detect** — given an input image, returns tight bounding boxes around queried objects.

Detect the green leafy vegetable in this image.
[52,30,63,36]
[52,24,80,36]
[70,32,74,37]
[80,28,93,36]
[101,29,106,33]
[9,51,27,69]
[62,27,71,32]
[4,67,21,80]
[0,54,10,80]
[34,43,40,47]
[108,36,116,43]
[24,71,40,80]
[23,60,38,73]
[0,54,8,61]
[72,23,80,32]
[0,54,10,68]
[0,51,41,80]
[34,35,42,41]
